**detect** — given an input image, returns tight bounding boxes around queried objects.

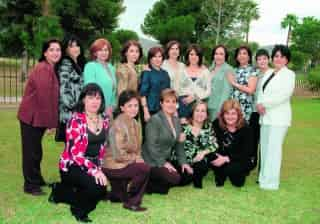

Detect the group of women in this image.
[17,35,295,222]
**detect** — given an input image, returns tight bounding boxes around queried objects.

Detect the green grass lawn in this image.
[0,98,319,224]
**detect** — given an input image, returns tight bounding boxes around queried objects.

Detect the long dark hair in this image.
[60,34,86,71]
[74,83,105,114]
[38,39,62,62]
[114,90,140,119]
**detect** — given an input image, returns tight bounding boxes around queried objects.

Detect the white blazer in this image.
[257,66,295,127]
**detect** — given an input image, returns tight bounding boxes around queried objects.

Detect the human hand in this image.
[144,110,151,122]
[164,162,177,173]
[179,133,186,142]
[193,151,206,163]
[256,104,266,115]
[181,164,193,174]
[182,95,194,105]
[94,170,108,186]
[211,154,229,167]
[46,128,56,135]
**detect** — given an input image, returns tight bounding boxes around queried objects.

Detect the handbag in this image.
[55,122,66,142]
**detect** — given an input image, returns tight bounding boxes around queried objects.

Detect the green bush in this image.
[307,66,320,91]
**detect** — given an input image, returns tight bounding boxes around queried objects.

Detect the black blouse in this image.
[212,119,253,166]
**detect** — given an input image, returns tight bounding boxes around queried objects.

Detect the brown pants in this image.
[103,162,150,207]
[147,166,181,194]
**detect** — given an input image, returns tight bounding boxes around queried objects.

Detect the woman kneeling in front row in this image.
[211,99,253,187]
[172,101,219,188]
[142,89,193,194]
[103,90,150,212]
[49,83,109,223]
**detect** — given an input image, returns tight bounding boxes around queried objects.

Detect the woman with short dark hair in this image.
[116,40,143,96]
[208,44,234,121]
[49,83,109,222]
[178,44,211,123]
[229,45,258,122]
[18,39,61,196]
[162,40,185,93]
[256,44,295,190]
[139,46,170,122]
[102,90,150,212]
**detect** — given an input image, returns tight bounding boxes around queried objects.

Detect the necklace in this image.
[86,113,101,133]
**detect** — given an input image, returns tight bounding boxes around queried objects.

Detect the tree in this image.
[291,17,320,67]
[52,0,125,46]
[141,0,206,45]
[201,0,243,45]
[142,0,260,47]
[238,0,259,43]
[281,14,298,46]
[0,0,42,56]
[113,29,139,45]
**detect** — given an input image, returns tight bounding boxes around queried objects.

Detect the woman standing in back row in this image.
[116,40,143,96]
[256,45,295,190]
[84,38,117,117]
[18,39,61,196]
[56,35,85,142]
[208,44,234,121]
[178,44,211,123]
[162,40,185,94]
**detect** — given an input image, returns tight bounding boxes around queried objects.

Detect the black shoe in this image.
[48,183,58,204]
[123,204,147,212]
[24,188,46,196]
[193,180,203,189]
[75,216,92,223]
[215,181,224,187]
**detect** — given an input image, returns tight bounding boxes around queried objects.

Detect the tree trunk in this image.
[216,0,223,45]
[20,50,29,82]
[286,25,291,46]
[42,0,49,16]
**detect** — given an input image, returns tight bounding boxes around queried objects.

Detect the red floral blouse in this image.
[59,112,110,176]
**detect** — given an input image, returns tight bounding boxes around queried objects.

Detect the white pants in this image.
[259,125,288,190]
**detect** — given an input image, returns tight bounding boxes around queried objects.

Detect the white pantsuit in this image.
[256,66,295,190]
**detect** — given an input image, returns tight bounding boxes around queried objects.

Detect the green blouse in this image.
[208,62,234,121]
[83,61,117,107]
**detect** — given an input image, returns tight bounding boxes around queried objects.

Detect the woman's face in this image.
[272,51,288,70]
[95,45,109,62]
[214,47,226,65]
[44,42,61,65]
[84,93,102,114]
[126,45,140,64]
[237,49,250,66]
[120,98,139,119]
[168,44,180,60]
[150,51,163,68]
[188,49,199,66]
[67,41,81,60]
[192,103,208,124]
[161,96,177,116]
[256,55,269,71]
[223,108,239,127]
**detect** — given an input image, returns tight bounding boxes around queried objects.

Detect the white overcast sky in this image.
[119,0,320,46]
